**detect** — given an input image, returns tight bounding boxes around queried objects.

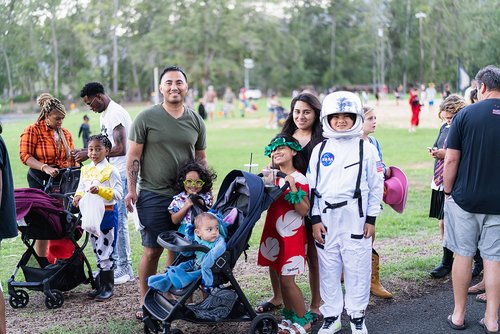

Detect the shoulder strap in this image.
[353,139,364,217]
[309,140,327,217]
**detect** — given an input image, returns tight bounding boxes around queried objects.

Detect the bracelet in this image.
[444,191,451,196]
[284,188,307,205]
[40,164,48,172]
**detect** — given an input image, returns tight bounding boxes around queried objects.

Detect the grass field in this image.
[0,97,446,333]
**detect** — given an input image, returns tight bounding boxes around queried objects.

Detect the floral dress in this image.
[257,171,309,276]
[168,191,212,236]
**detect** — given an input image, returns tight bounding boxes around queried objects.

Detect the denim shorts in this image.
[136,190,174,248]
[444,196,500,261]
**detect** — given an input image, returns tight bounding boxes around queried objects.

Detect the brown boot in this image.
[371,249,393,299]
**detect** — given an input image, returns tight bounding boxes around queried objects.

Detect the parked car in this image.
[246,88,262,100]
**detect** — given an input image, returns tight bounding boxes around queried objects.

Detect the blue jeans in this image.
[114,172,132,271]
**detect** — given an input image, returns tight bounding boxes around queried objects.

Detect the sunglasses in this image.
[183,179,205,188]
[86,96,98,108]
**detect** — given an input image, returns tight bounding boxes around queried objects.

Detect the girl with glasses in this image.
[168,160,216,237]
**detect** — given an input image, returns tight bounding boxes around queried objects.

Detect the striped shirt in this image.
[19,120,75,168]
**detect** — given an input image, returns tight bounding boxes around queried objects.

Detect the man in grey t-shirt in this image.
[125,66,207,317]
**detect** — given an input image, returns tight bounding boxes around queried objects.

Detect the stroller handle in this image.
[157,231,211,254]
[44,166,82,194]
[258,170,290,192]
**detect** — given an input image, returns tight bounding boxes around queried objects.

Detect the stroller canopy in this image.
[212,170,279,267]
[15,188,71,239]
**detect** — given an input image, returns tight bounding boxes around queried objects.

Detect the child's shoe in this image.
[349,313,368,334]
[318,315,341,334]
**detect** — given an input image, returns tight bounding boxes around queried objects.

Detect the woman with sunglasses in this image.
[168,159,217,237]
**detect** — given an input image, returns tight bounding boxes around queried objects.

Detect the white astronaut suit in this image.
[306,92,384,319]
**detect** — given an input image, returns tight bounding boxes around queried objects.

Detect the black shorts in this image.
[137,190,174,248]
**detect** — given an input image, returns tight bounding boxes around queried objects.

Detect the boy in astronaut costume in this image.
[307,91,384,334]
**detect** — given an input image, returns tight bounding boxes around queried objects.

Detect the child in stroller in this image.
[142,169,288,334]
[148,212,232,294]
[9,167,96,309]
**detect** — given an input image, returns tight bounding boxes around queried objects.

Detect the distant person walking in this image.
[78,115,91,148]
[425,83,437,113]
[222,87,235,118]
[239,87,249,117]
[203,85,217,121]
[443,65,500,333]
[124,66,207,320]
[409,86,422,133]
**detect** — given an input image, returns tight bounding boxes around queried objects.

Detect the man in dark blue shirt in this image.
[443,65,500,332]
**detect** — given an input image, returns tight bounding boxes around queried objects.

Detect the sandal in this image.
[278,322,311,334]
[468,282,485,295]
[446,314,467,330]
[135,307,143,321]
[479,318,499,334]
[476,293,487,303]
[255,301,282,313]
[311,312,323,324]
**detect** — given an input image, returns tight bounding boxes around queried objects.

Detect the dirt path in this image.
[5,234,446,334]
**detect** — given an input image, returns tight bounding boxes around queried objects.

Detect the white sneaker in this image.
[114,267,133,285]
[318,315,341,334]
[349,315,368,334]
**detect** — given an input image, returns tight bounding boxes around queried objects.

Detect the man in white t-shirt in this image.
[73,82,134,285]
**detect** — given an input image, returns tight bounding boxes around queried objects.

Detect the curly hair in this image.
[80,82,105,98]
[439,94,467,120]
[174,159,216,194]
[36,93,66,122]
[87,134,112,151]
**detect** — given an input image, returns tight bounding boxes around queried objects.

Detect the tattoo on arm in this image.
[129,159,140,186]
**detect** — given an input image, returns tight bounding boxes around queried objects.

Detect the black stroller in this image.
[8,167,96,309]
[142,170,289,334]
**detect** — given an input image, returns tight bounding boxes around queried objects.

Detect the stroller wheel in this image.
[143,319,163,334]
[250,314,278,334]
[45,289,64,309]
[9,290,29,309]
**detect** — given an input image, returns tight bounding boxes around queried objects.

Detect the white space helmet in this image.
[321,91,364,139]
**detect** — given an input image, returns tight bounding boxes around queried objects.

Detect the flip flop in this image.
[468,283,485,295]
[447,314,467,330]
[476,293,487,303]
[479,318,499,334]
[311,312,323,324]
[255,301,282,313]
[277,322,311,334]
[135,307,143,321]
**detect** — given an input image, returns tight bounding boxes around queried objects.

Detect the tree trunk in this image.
[1,47,13,100]
[131,62,142,101]
[50,14,59,96]
[402,0,411,92]
[330,11,336,81]
[112,0,119,95]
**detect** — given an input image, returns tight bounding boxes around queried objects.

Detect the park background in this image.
[1,0,498,333]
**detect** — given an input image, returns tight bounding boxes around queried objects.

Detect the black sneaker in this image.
[318,315,341,334]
